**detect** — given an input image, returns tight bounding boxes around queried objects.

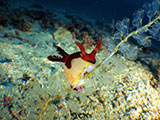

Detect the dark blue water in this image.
[30,0,153,23]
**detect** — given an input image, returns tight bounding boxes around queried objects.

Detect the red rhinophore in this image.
[75,38,102,63]
[48,38,101,69]
[48,45,81,69]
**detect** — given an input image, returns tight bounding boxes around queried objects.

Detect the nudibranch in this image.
[48,38,102,91]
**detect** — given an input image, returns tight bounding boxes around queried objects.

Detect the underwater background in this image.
[0,0,160,119]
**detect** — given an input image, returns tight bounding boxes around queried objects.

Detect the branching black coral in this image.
[102,0,160,66]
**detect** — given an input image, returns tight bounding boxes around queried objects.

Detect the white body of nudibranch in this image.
[64,57,95,90]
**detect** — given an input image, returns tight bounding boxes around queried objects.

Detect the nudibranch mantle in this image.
[64,57,95,91]
[48,38,101,91]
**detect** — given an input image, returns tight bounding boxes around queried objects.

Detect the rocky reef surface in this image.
[0,0,159,120]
